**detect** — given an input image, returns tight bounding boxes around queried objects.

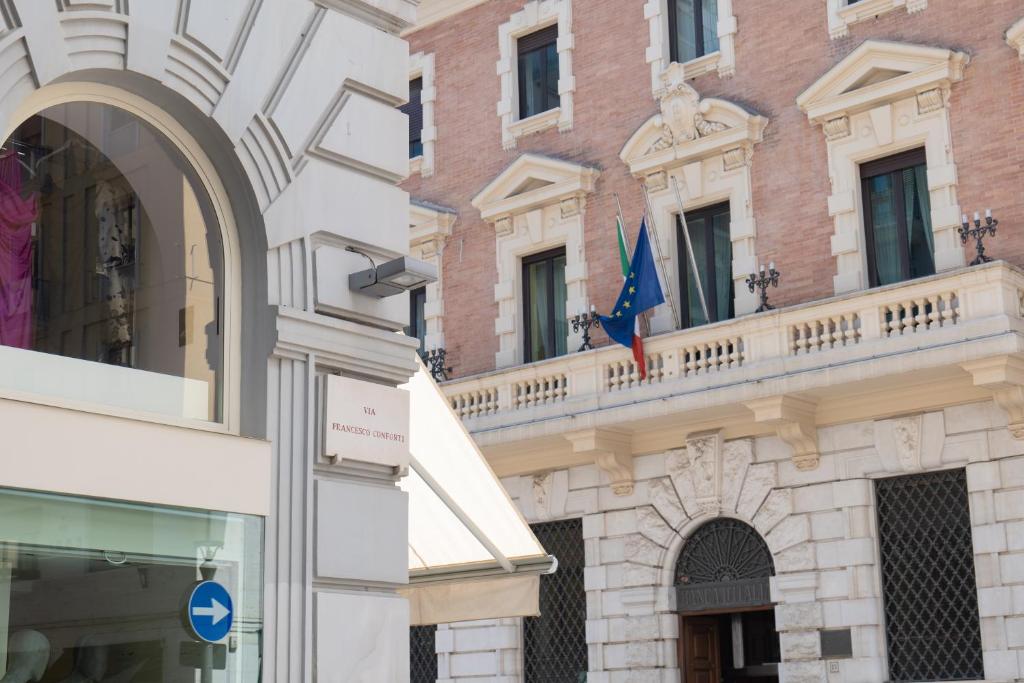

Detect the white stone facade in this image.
[436,402,1024,682]
[0,1,419,681]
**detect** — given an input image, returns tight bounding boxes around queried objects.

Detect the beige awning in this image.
[398,363,555,626]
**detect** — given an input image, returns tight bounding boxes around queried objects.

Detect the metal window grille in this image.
[524,518,587,683]
[876,469,984,682]
[410,625,437,683]
[674,517,774,585]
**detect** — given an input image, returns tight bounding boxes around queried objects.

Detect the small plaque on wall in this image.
[820,629,853,659]
[320,374,410,469]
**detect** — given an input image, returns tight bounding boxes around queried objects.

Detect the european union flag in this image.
[600,219,665,351]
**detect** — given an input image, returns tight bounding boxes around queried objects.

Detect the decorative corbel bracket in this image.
[746,395,820,470]
[962,355,1024,438]
[565,428,634,496]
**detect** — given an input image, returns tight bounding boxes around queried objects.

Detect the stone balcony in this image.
[441,262,1024,489]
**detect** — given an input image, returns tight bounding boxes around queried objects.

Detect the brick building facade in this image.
[403,1,1024,681]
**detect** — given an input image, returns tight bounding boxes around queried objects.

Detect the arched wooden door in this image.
[674,519,779,683]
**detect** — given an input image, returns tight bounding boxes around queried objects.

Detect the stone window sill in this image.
[409,155,424,176]
[668,51,722,81]
[508,107,561,140]
[832,0,927,38]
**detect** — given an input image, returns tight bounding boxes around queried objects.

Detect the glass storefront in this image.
[0,102,225,422]
[0,488,262,682]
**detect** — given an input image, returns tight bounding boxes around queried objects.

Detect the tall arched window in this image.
[0,101,225,422]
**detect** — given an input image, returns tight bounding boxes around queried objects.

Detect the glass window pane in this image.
[684,217,709,327]
[712,209,733,321]
[673,0,698,62]
[0,102,224,421]
[867,174,902,286]
[553,254,567,357]
[903,165,935,279]
[0,487,263,682]
[545,43,560,112]
[518,43,559,119]
[405,286,427,353]
[527,259,552,361]
[702,0,720,54]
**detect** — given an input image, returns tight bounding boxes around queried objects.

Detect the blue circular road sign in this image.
[186,581,234,643]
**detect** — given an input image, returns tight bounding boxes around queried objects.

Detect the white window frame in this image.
[797,40,969,295]
[471,154,598,368]
[408,52,436,178]
[497,0,574,150]
[644,0,737,96]
[620,74,767,333]
[409,201,455,352]
[826,0,928,40]
[1008,17,1024,62]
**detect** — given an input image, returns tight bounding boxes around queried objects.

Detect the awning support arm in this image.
[409,455,515,573]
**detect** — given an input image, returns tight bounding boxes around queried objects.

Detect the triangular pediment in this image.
[472,154,599,220]
[1008,17,1024,60]
[797,40,968,123]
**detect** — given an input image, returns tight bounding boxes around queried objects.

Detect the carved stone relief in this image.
[647,74,731,153]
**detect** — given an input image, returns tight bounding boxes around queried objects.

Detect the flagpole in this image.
[669,175,710,325]
[640,184,682,331]
[613,193,651,339]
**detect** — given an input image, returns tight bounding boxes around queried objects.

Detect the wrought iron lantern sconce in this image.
[960,209,998,266]
[570,305,601,352]
[746,262,780,313]
[425,347,451,382]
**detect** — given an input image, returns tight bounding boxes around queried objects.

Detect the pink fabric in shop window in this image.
[0,152,38,350]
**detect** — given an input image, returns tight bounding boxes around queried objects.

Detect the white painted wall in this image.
[0,0,420,680]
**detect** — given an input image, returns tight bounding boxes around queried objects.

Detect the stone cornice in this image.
[403,0,488,34]
[471,154,599,222]
[317,0,419,34]
[275,307,419,386]
[797,40,968,125]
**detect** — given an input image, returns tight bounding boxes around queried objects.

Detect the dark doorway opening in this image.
[681,609,780,683]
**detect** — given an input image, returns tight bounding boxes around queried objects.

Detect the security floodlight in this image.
[349,254,438,298]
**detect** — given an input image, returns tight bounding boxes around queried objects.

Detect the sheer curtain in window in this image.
[904,165,934,278]
[527,260,552,360]
[867,175,901,285]
[712,210,732,321]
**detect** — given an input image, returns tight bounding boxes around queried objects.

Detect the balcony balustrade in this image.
[442,262,1024,447]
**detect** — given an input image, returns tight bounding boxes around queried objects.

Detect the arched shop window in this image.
[0,101,225,422]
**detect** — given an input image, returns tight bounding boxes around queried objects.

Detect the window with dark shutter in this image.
[400,77,423,158]
[517,25,560,120]
[875,469,984,682]
[404,286,426,355]
[860,148,935,287]
[523,518,587,683]
[676,202,733,328]
[522,248,567,363]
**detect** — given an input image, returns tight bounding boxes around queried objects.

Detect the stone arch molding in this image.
[621,73,768,331]
[0,1,411,226]
[797,40,969,295]
[636,432,808,590]
[0,0,419,421]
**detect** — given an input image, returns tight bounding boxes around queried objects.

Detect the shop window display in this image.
[0,488,262,682]
[0,102,225,421]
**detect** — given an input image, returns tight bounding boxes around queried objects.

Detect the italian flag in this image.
[616,216,647,380]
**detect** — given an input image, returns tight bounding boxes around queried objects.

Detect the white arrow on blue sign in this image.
[186,581,234,643]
